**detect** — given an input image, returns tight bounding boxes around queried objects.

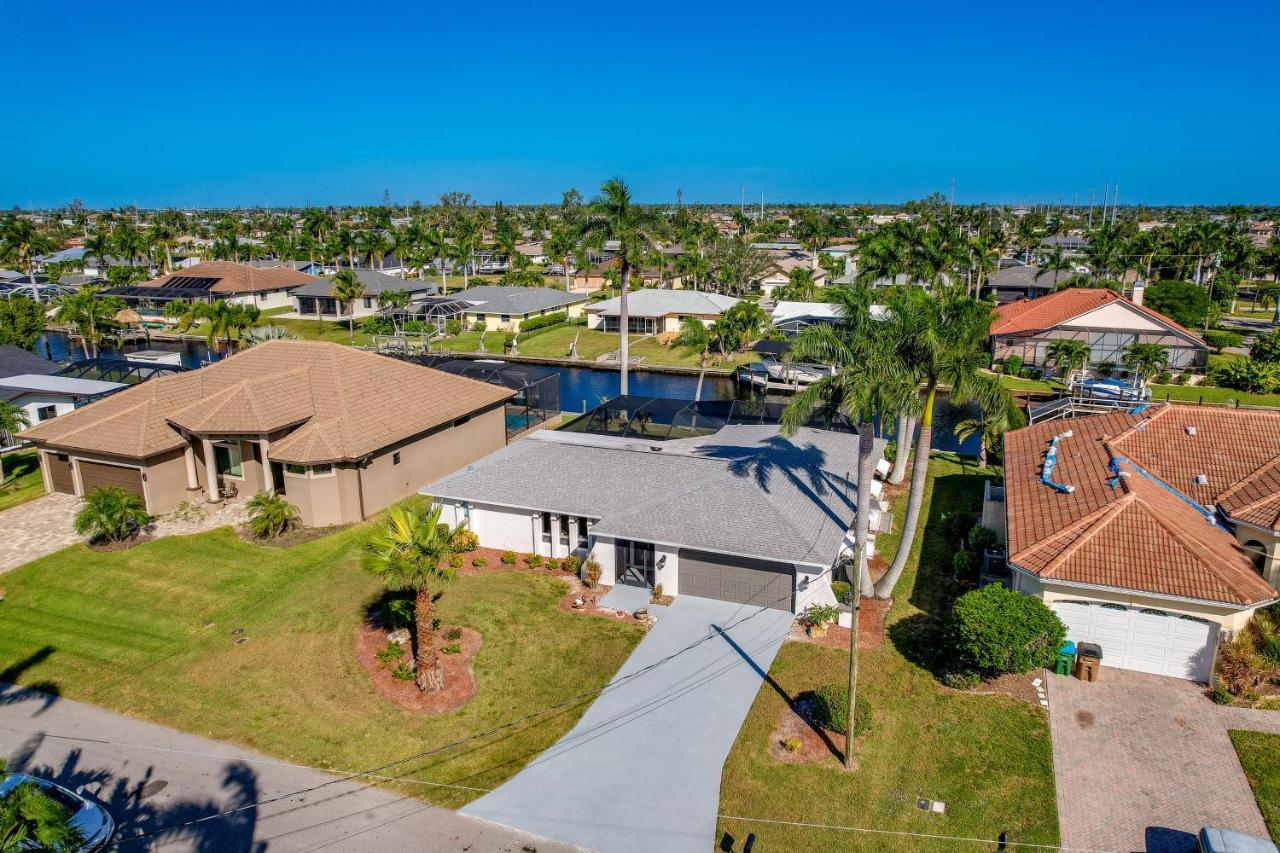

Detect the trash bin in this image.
[1055,641,1077,676]
[1075,642,1102,682]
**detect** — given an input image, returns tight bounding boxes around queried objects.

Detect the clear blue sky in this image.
[4,0,1278,207]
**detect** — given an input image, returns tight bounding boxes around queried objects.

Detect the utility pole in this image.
[676,188,682,209]
[949,177,955,212]
[1088,189,1094,228]
[760,193,764,222]
[1072,193,1077,216]
[740,186,745,217]
[1102,183,1110,227]
[1111,185,1119,226]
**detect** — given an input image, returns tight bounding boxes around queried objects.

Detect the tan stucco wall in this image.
[41,446,192,514]
[1232,523,1280,589]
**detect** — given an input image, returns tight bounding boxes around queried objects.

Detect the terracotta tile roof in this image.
[1003,407,1278,606]
[20,341,512,465]
[990,287,1204,342]
[137,261,320,294]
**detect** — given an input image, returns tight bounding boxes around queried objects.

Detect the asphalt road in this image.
[0,683,580,852]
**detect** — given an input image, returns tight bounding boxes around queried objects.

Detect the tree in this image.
[245,491,300,538]
[53,286,124,358]
[1215,358,1280,393]
[359,230,391,271]
[1143,280,1213,328]
[361,499,461,692]
[1045,338,1090,382]
[0,217,55,300]
[949,584,1066,677]
[73,486,151,542]
[0,296,45,350]
[953,386,1024,468]
[677,316,728,401]
[165,299,260,353]
[1250,329,1280,363]
[580,179,663,395]
[1122,342,1169,382]
[0,401,30,482]
[544,226,578,292]
[716,300,769,353]
[331,269,365,343]
[0,770,85,852]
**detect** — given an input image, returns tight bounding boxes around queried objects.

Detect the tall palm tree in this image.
[953,382,1025,469]
[1045,338,1090,382]
[1122,342,1169,383]
[545,226,578,292]
[167,299,260,353]
[579,178,663,395]
[83,232,113,278]
[677,316,728,401]
[53,286,123,358]
[0,218,55,300]
[425,228,451,294]
[331,269,365,343]
[359,230,391,271]
[0,401,30,481]
[873,286,1005,599]
[360,498,461,693]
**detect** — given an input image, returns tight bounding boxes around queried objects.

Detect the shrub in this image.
[1210,684,1234,705]
[74,487,152,543]
[1204,329,1244,352]
[471,320,487,332]
[1096,362,1116,378]
[1144,280,1213,328]
[948,584,1067,677]
[942,510,976,547]
[1155,370,1172,385]
[1251,329,1280,363]
[968,523,998,553]
[391,662,415,681]
[1172,372,1188,385]
[444,626,462,641]
[782,736,802,754]
[450,528,479,552]
[472,556,487,568]
[563,555,582,574]
[359,315,394,336]
[376,642,405,665]
[382,598,415,631]
[547,557,561,571]
[442,643,462,655]
[802,603,841,628]
[448,554,464,569]
[952,550,978,579]
[943,670,981,690]
[830,580,852,604]
[526,553,544,568]
[811,683,872,737]
[444,319,463,336]
[500,550,518,565]
[246,491,300,539]
[1003,355,1023,377]
[519,311,568,333]
[583,555,603,588]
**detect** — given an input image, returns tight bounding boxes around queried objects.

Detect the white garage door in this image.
[1051,600,1217,682]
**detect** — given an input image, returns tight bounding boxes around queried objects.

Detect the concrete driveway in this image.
[0,683,578,852]
[462,595,795,853]
[1048,669,1280,853]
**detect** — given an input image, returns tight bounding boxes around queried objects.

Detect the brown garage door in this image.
[78,460,145,499]
[47,452,76,494]
[677,549,794,611]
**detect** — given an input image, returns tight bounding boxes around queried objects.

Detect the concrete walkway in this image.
[462,595,794,853]
[1048,669,1280,853]
[0,683,579,852]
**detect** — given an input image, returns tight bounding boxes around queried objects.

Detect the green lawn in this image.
[437,324,750,370]
[0,449,44,512]
[717,456,1059,851]
[1148,384,1280,408]
[992,372,1063,394]
[0,526,642,807]
[1230,730,1280,843]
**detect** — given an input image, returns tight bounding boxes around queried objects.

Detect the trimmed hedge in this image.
[519,311,568,333]
[949,584,1066,676]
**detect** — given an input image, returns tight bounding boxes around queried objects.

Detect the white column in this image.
[531,513,543,556]
[547,514,560,558]
[201,439,219,502]
[260,439,274,493]
[183,445,200,492]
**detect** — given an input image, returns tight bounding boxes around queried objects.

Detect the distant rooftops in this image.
[132,261,320,295]
[588,290,738,318]
[455,285,588,315]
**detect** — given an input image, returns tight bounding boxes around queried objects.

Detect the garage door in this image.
[1052,600,1217,682]
[77,461,145,500]
[677,549,794,611]
[46,452,75,494]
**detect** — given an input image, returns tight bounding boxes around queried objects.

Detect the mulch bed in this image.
[770,696,849,767]
[788,597,889,650]
[941,670,1042,706]
[88,532,153,553]
[356,622,483,715]
[557,581,652,627]
[237,524,349,548]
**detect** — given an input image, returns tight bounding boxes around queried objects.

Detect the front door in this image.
[616,540,654,588]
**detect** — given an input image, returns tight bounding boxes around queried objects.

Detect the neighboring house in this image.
[19,341,513,527]
[455,286,589,332]
[0,344,61,379]
[984,266,1078,304]
[0,374,124,447]
[990,287,1208,373]
[999,406,1280,682]
[586,290,738,335]
[1038,233,1089,254]
[251,259,327,276]
[103,261,322,317]
[753,252,828,300]
[290,270,437,320]
[770,301,842,335]
[427,423,884,614]
[515,243,547,264]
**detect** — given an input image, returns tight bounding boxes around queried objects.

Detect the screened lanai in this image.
[411,356,561,438]
[559,395,854,441]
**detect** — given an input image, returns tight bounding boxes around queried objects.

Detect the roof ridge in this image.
[1103,404,1173,447]
[1216,453,1280,506]
[1038,493,1136,577]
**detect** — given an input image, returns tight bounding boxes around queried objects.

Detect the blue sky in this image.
[4,0,1279,207]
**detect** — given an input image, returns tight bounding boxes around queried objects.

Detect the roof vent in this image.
[1185,426,1197,436]
[1193,473,1209,486]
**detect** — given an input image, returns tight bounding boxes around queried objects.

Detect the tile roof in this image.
[136,261,320,295]
[990,287,1204,342]
[291,269,438,297]
[1003,407,1279,606]
[19,341,512,465]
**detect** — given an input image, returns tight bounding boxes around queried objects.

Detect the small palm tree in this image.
[0,769,85,851]
[74,486,151,543]
[331,269,365,343]
[1122,342,1170,383]
[1045,339,1091,383]
[677,316,724,401]
[245,491,300,538]
[360,499,461,693]
[0,401,31,483]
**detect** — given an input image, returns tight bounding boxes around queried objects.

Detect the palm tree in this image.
[83,232,113,277]
[53,286,123,358]
[1045,338,1091,382]
[0,771,85,851]
[1122,342,1169,383]
[677,316,726,401]
[579,178,663,395]
[1036,244,1073,289]
[74,486,151,543]
[0,401,30,482]
[331,269,365,343]
[545,226,578,292]
[361,499,461,692]
[425,228,452,294]
[359,230,391,271]
[0,218,55,300]
[167,299,260,353]
[953,384,1025,469]
[245,491,300,538]
[874,286,1005,599]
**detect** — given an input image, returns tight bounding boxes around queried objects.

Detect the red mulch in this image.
[88,533,153,553]
[557,582,651,627]
[770,697,850,767]
[941,670,1042,706]
[356,622,483,715]
[788,597,889,650]
[451,546,580,580]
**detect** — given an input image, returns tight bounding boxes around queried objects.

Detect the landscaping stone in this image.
[387,628,411,645]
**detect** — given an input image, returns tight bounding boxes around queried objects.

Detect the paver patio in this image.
[462,595,794,853]
[1048,668,1280,853]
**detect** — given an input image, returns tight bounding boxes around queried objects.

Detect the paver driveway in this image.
[1048,669,1280,853]
[462,595,795,853]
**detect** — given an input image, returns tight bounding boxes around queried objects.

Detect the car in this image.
[1198,826,1280,853]
[0,773,116,850]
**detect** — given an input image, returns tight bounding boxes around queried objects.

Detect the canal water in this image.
[37,331,980,453]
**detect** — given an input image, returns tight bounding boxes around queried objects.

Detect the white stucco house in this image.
[585,290,738,335]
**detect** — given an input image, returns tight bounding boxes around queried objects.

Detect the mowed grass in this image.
[0,526,642,807]
[716,456,1059,851]
[0,449,44,512]
[438,324,752,369]
[1148,383,1280,408]
[1230,731,1280,842]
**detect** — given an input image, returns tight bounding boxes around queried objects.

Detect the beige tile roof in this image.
[1003,406,1278,606]
[137,260,320,294]
[20,341,512,465]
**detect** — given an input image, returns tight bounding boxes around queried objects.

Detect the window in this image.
[1244,540,1267,573]
[284,463,307,476]
[474,313,486,323]
[500,314,511,324]
[540,511,552,543]
[392,451,401,466]
[363,297,373,308]
[214,443,243,478]
[36,405,57,421]
[310,463,334,477]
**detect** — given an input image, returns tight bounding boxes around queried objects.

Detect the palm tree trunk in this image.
[414,586,444,692]
[348,307,355,343]
[694,349,707,401]
[888,414,912,484]
[564,256,571,292]
[619,262,631,396]
[853,420,875,593]
[874,384,935,599]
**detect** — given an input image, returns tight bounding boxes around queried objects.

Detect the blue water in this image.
[37,331,220,368]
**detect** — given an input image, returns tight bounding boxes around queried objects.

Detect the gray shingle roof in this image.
[425,424,879,567]
[458,286,588,316]
[291,269,438,297]
[587,290,738,318]
[0,345,61,379]
[988,266,1074,290]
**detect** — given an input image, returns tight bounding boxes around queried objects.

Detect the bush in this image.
[392,662,415,681]
[519,311,568,333]
[450,528,479,552]
[448,554,464,569]
[442,643,462,655]
[782,736,802,754]
[1003,355,1023,377]
[830,580,852,604]
[948,584,1067,677]
[500,551,518,565]
[942,510,976,547]
[1155,370,1172,385]
[1172,372,1188,385]
[444,626,462,641]
[382,597,415,631]
[1251,329,1280,364]
[802,603,841,628]
[811,683,872,737]
[547,557,561,571]
[952,550,978,579]
[376,642,405,665]
[526,553,544,568]
[583,555,602,588]
[359,315,394,336]
[471,320,486,332]
[563,555,582,574]
[246,491,300,539]
[1096,362,1116,378]
[472,556,487,568]
[444,319,463,336]
[943,670,982,690]
[968,523,998,553]
[1210,684,1234,705]
[74,487,151,543]
[1204,329,1244,352]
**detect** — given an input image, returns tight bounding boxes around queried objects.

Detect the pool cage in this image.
[560,395,854,441]
[412,357,561,439]
[59,358,190,385]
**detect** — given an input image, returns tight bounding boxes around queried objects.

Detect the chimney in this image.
[1131,280,1145,306]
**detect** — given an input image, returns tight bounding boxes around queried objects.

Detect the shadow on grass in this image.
[0,646,61,713]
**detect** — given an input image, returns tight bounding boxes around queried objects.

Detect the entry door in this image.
[616,540,654,587]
